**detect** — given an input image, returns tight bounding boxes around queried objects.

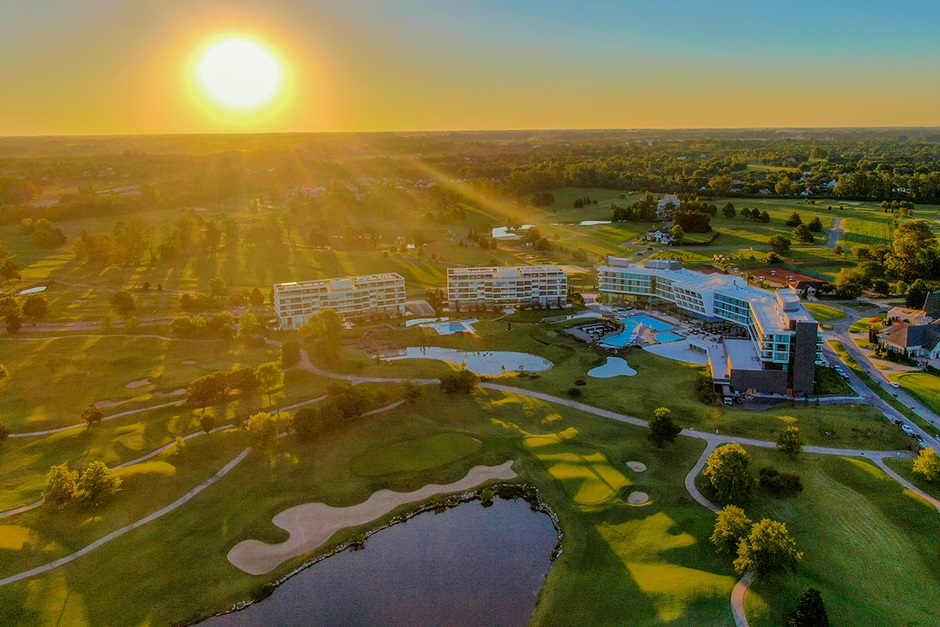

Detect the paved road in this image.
[823,302,940,449]
[824,217,844,249]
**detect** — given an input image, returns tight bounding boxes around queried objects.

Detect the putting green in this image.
[350,432,482,476]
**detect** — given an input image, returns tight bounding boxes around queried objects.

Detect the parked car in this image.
[901,424,916,436]
[893,419,904,426]
[889,381,900,389]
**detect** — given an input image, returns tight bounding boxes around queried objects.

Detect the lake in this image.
[204,497,558,626]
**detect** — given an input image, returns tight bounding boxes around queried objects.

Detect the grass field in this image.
[895,372,940,416]
[803,303,846,322]
[329,320,909,450]
[0,336,278,431]
[883,456,940,502]
[350,432,482,476]
[742,449,940,626]
[0,388,737,626]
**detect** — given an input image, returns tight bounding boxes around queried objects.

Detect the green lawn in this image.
[0,388,736,626]
[803,303,846,322]
[849,314,885,333]
[0,336,278,431]
[895,372,940,417]
[350,432,482,476]
[883,456,940,502]
[742,449,940,626]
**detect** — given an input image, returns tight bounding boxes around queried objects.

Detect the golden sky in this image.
[2,0,940,135]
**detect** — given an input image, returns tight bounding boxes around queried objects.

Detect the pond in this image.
[204,497,558,627]
[587,356,637,378]
[381,347,553,375]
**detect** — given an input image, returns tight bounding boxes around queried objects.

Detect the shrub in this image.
[758,467,804,498]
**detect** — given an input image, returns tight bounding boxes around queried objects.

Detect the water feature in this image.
[204,498,558,627]
[491,225,533,240]
[421,319,478,335]
[599,314,678,347]
[587,357,637,378]
[16,286,47,295]
[381,347,552,375]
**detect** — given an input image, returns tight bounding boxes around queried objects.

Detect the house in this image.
[887,307,930,326]
[880,321,940,359]
[643,227,675,245]
[923,291,940,319]
[656,195,680,219]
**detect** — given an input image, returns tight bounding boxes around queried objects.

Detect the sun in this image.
[195,38,283,109]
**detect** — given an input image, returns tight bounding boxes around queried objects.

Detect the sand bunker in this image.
[626,461,647,472]
[153,389,186,398]
[228,461,517,575]
[181,360,197,365]
[125,379,151,389]
[627,491,650,505]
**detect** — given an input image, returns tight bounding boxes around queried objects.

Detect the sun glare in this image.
[196,38,282,109]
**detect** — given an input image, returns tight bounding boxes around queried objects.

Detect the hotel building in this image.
[273,273,406,330]
[447,265,568,310]
[597,257,822,395]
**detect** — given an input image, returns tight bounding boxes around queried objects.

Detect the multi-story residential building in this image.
[598,257,822,395]
[273,273,406,330]
[447,265,567,310]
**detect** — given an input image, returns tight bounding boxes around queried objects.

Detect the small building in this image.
[886,307,930,326]
[273,273,406,330]
[923,291,940,319]
[643,227,675,245]
[880,321,940,359]
[656,195,680,219]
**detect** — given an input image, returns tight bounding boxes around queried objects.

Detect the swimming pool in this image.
[421,319,478,335]
[599,314,681,347]
[624,315,672,331]
[655,332,684,343]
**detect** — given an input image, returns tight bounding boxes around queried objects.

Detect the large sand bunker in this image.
[227,461,517,575]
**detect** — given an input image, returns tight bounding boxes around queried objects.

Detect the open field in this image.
[895,372,940,416]
[741,449,940,626]
[327,319,909,450]
[0,388,737,626]
[0,336,279,431]
[803,303,846,322]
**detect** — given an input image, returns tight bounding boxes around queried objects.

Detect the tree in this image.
[793,224,815,245]
[733,518,803,575]
[227,366,261,396]
[256,361,284,405]
[776,426,806,456]
[187,372,229,413]
[247,411,280,461]
[671,224,684,244]
[0,421,8,442]
[110,290,136,317]
[280,340,301,368]
[249,287,265,309]
[299,308,344,360]
[722,202,736,218]
[759,210,770,223]
[906,278,930,309]
[439,368,479,394]
[807,216,823,233]
[913,447,940,483]
[787,588,829,627]
[703,443,755,506]
[648,407,681,448]
[403,380,424,403]
[0,364,8,381]
[769,235,791,255]
[887,220,937,281]
[43,464,78,507]
[22,293,49,324]
[1,297,21,334]
[238,311,264,336]
[75,461,123,507]
[784,211,803,227]
[710,505,752,555]
[835,268,866,299]
[199,412,217,434]
[81,403,104,430]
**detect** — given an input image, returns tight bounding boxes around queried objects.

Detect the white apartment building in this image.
[598,258,822,395]
[447,265,567,310]
[273,273,406,330]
